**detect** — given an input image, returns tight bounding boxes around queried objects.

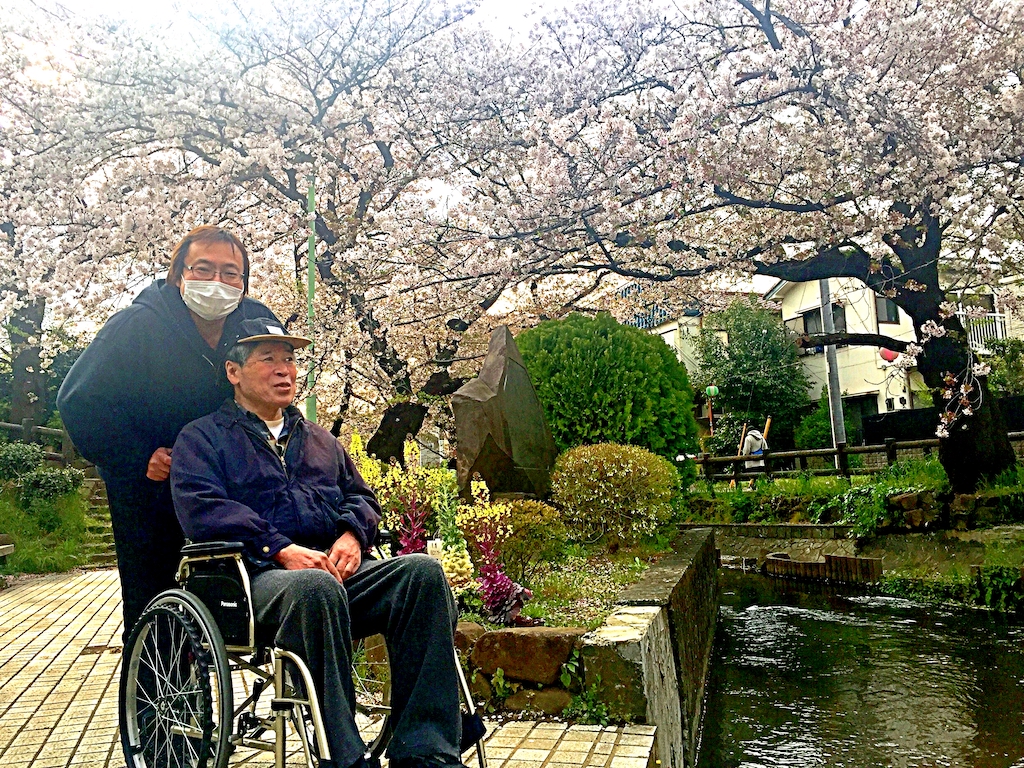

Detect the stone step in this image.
[82,485,116,565]
[81,554,118,569]
[83,549,114,563]
[81,539,114,552]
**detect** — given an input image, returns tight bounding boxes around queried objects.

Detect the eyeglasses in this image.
[184,263,246,285]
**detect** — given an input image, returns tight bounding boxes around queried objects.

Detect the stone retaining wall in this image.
[681,523,858,564]
[457,529,720,768]
[679,523,854,540]
[584,529,719,768]
[463,625,588,716]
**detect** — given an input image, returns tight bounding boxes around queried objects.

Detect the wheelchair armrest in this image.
[181,541,246,557]
[373,528,398,558]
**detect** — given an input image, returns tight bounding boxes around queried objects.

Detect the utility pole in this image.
[305,176,317,423]
[819,279,846,469]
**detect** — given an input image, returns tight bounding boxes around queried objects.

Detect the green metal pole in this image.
[305,176,317,422]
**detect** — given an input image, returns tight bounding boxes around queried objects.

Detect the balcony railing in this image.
[956,311,1007,354]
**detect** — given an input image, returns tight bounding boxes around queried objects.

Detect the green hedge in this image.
[517,313,698,471]
[0,442,46,483]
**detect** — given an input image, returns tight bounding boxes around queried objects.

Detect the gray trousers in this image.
[251,554,461,768]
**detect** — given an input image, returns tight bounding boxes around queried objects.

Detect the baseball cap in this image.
[232,318,312,350]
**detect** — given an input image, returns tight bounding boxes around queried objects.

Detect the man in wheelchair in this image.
[170,318,467,768]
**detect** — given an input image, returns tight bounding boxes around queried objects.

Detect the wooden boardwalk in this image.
[0,570,656,768]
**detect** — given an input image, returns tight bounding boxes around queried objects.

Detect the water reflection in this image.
[698,571,1024,768]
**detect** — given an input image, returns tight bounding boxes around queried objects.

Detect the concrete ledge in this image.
[583,607,681,767]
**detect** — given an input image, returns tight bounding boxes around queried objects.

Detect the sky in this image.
[45,0,568,38]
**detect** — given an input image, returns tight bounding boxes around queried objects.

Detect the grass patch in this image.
[457,536,673,629]
[515,548,655,629]
[0,489,89,575]
[682,457,953,535]
[878,569,976,604]
[878,562,1024,613]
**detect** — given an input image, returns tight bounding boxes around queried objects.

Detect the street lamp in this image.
[705,385,720,435]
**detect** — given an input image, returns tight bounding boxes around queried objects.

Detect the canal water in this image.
[698,570,1024,768]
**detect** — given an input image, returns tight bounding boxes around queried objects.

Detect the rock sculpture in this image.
[452,326,557,497]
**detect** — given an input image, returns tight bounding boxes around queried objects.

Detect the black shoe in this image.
[319,754,381,768]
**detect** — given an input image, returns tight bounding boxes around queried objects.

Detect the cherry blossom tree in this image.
[6,0,1023,490]
[0,12,93,425]
[1,1,524,454]
[461,0,1024,491]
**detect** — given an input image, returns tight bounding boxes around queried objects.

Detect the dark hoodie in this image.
[57,279,279,480]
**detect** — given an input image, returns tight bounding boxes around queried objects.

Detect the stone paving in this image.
[0,570,657,768]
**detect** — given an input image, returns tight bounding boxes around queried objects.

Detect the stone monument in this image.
[452,326,558,497]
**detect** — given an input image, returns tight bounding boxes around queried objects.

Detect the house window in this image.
[875,295,900,324]
[802,303,847,336]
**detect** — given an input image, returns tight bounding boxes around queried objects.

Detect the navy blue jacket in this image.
[171,401,382,568]
[57,280,278,481]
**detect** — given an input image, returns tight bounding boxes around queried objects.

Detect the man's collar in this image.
[223,399,304,428]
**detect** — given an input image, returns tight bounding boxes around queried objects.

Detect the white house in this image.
[765,278,922,418]
[765,278,1015,436]
[628,275,1014,442]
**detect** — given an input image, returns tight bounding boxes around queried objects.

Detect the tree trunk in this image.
[937,378,1016,493]
[753,217,1018,493]
[364,371,467,464]
[366,401,428,465]
[916,334,1016,493]
[8,298,47,428]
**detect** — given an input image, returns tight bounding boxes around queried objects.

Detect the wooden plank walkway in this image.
[0,570,656,768]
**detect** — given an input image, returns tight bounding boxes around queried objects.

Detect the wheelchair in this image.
[118,540,487,768]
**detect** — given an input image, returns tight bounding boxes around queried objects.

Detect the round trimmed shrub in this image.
[19,466,85,505]
[0,441,46,482]
[500,499,567,585]
[551,443,680,543]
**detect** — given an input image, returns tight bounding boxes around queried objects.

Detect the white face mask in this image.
[181,280,243,321]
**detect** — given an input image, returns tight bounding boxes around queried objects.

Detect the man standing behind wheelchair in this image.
[57,226,280,641]
[170,318,467,768]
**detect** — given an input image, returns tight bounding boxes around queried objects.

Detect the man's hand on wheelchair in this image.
[272,532,361,583]
[146,446,173,482]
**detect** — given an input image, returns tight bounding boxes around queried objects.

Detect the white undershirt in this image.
[264,416,285,440]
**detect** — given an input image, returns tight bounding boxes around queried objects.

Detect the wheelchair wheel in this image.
[120,591,233,768]
[352,634,392,760]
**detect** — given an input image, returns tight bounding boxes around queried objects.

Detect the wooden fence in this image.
[0,419,76,465]
[693,431,1024,484]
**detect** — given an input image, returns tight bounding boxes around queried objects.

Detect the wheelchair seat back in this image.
[177,541,256,652]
